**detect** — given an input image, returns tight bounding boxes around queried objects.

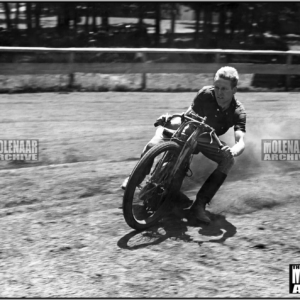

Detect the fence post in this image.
[68,52,75,89]
[215,53,221,64]
[285,54,292,91]
[139,52,147,90]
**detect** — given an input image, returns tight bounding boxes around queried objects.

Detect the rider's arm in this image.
[229,103,246,157]
[230,130,245,157]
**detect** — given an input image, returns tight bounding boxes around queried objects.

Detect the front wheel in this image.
[123,141,181,230]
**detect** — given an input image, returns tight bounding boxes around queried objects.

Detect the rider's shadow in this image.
[193,211,237,244]
[117,210,237,250]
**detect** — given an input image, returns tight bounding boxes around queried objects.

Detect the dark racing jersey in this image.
[191,85,246,136]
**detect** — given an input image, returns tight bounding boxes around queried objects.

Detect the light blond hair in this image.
[214,66,239,88]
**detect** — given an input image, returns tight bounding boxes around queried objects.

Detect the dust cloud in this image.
[182,117,300,215]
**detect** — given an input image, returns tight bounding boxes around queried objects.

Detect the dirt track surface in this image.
[0,92,300,297]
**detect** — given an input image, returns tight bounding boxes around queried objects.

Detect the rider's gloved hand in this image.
[154,113,172,127]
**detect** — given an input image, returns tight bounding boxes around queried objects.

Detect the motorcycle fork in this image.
[169,128,200,185]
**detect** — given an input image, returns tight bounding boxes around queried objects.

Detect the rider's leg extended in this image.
[191,135,235,223]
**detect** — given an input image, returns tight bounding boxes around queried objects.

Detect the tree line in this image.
[1,2,300,48]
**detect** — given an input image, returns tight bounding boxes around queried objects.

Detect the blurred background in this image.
[0,2,297,50]
[1,2,300,91]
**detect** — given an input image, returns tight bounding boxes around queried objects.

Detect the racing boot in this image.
[192,169,227,223]
[192,196,211,223]
[121,176,130,190]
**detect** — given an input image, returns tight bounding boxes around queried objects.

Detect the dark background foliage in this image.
[0,2,298,50]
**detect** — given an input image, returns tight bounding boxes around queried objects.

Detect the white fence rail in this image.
[0,47,300,90]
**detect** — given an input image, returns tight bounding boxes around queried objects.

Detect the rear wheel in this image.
[123,141,181,230]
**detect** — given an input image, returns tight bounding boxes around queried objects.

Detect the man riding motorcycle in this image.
[122,66,246,224]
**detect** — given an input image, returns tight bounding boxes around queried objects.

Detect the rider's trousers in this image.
[141,117,235,175]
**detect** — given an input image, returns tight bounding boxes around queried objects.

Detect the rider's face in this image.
[214,77,236,110]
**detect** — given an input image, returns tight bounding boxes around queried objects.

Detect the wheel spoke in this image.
[131,151,175,221]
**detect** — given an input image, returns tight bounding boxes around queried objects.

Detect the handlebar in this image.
[158,111,224,148]
[183,112,224,148]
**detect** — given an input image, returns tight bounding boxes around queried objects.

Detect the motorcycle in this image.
[122,110,224,230]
